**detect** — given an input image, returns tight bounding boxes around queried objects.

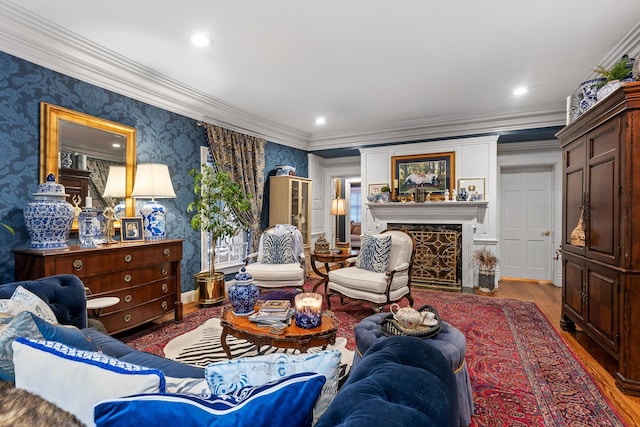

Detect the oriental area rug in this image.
[122,282,626,427]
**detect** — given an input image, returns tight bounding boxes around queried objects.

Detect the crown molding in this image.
[309,106,567,150]
[2,1,636,154]
[0,1,311,150]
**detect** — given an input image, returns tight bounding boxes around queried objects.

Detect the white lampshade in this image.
[131,163,176,241]
[131,163,176,200]
[330,198,346,216]
[102,165,127,198]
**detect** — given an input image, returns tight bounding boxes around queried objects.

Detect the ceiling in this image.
[1,1,639,155]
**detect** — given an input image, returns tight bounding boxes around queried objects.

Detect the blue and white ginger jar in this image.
[24,174,75,249]
[228,267,260,315]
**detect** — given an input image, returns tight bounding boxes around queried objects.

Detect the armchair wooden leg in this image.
[407,293,414,307]
[326,293,332,310]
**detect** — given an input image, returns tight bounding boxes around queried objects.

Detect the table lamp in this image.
[102,165,127,219]
[330,197,346,247]
[131,163,176,240]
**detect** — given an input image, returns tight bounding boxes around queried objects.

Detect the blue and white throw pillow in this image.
[12,337,165,427]
[0,311,45,381]
[205,349,341,423]
[356,233,392,273]
[0,285,58,323]
[95,372,326,427]
[262,232,297,264]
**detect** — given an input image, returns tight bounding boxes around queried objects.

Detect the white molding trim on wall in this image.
[2,3,638,153]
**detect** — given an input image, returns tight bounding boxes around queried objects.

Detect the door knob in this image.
[541,230,551,236]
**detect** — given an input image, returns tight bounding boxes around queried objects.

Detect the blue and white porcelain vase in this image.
[24,174,75,249]
[140,200,166,241]
[228,267,260,315]
[78,208,98,248]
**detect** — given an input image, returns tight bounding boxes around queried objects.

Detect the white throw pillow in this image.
[12,338,165,427]
[0,286,58,324]
[204,349,341,424]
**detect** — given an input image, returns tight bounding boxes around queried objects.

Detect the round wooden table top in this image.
[310,249,358,263]
[220,305,338,338]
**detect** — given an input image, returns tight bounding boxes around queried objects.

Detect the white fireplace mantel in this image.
[366,201,488,224]
[366,201,489,289]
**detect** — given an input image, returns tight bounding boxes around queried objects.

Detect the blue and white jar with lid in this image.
[228,267,260,315]
[24,174,75,249]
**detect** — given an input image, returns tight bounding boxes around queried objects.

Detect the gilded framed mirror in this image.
[39,102,136,218]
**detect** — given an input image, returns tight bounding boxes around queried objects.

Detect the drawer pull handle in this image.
[124,254,132,263]
[161,266,168,275]
[163,248,170,257]
[124,274,132,283]
[162,283,168,292]
[73,260,83,271]
[124,294,132,303]
[124,314,132,323]
[161,301,168,310]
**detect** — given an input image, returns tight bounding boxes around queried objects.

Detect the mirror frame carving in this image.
[39,102,136,217]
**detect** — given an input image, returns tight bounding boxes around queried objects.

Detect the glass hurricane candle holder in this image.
[294,293,322,329]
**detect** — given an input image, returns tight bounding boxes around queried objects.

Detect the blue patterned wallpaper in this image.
[0,50,308,290]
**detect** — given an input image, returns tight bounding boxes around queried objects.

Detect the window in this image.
[350,185,362,222]
[198,147,249,274]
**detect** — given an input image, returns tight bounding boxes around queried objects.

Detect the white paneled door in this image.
[500,167,553,281]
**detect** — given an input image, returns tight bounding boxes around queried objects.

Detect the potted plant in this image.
[188,166,251,305]
[380,185,391,202]
[470,247,499,293]
[593,55,632,101]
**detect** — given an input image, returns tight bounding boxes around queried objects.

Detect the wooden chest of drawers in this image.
[14,239,183,334]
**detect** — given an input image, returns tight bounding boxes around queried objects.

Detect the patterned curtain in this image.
[203,124,266,253]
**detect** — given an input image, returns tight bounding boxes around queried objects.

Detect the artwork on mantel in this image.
[457,177,486,201]
[391,152,455,201]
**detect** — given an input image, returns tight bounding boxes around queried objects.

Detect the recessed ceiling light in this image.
[191,33,212,47]
[315,117,326,125]
[513,87,528,96]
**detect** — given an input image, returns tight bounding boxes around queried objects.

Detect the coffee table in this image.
[219,306,338,358]
[310,249,358,292]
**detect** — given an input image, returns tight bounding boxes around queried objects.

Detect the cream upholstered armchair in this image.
[326,229,415,312]
[244,225,306,289]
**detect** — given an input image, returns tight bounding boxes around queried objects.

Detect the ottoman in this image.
[354,313,474,427]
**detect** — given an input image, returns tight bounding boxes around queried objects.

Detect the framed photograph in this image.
[368,183,387,195]
[457,177,486,201]
[391,152,455,200]
[121,217,144,242]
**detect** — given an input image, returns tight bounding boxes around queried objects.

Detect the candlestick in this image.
[294,293,322,329]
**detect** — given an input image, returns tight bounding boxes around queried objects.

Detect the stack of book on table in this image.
[249,300,294,326]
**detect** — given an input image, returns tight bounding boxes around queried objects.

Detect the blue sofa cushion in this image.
[0,275,87,329]
[94,372,326,427]
[316,336,459,427]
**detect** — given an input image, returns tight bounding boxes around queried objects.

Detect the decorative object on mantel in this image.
[470,247,498,293]
[458,177,485,202]
[391,152,455,201]
[23,174,75,249]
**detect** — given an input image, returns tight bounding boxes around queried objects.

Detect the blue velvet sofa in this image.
[1,274,458,426]
[0,274,203,379]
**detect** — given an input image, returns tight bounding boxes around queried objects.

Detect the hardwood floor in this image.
[494,278,640,426]
[179,278,640,425]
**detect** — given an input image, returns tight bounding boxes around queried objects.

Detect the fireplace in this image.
[367,201,488,289]
[389,223,462,291]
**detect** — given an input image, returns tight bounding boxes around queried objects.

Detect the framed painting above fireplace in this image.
[391,152,455,201]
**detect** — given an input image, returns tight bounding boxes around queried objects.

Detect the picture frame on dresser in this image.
[391,152,455,200]
[121,217,144,242]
